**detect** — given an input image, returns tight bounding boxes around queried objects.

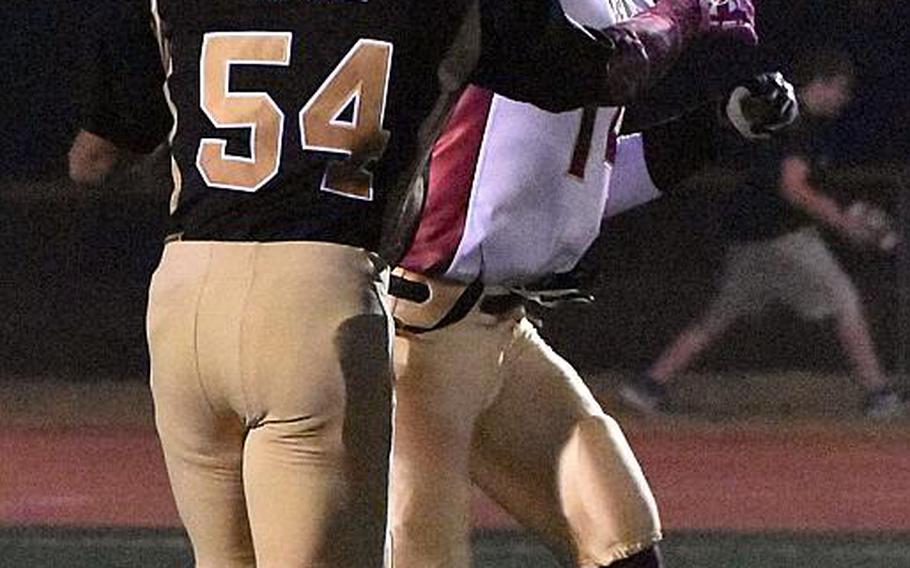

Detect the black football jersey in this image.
[97,0,620,260]
[80,4,172,154]
[152,0,483,255]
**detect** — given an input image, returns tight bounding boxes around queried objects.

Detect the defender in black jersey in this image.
[69,4,171,185]
[74,0,757,565]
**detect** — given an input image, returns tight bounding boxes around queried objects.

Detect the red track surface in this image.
[2,421,908,531]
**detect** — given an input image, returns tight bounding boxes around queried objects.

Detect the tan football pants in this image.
[147,241,394,568]
[388,276,662,567]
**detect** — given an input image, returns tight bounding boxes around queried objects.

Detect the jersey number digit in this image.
[197,32,290,192]
[301,39,392,200]
[196,32,392,200]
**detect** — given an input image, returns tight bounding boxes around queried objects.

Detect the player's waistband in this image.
[389,269,524,334]
[160,235,389,287]
[163,229,378,251]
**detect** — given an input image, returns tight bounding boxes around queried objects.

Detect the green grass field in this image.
[2,375,907,567]
[2,528,909,567]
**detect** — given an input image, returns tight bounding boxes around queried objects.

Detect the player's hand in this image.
[844,201,902,252]
[725,72,799,140]
[596,0,757,105]
[648,0,757,45]
[701,0,757,45]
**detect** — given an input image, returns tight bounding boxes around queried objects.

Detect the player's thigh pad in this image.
[390,304,519,568]
[472,318,661,566]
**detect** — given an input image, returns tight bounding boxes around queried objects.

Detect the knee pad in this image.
[558,415,662,566]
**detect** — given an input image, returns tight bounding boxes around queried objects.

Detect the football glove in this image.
[725,72,799,140]
[640,0,756,45]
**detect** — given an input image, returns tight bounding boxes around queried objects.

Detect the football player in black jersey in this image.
[71,0,757,565]
[69,4,171,185]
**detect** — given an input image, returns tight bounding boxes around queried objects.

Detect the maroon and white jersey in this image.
[401,0,661,285]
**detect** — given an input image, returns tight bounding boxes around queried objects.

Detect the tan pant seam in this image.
[190,244,220,421]
[237,246,260,426]
[481,312,524,412]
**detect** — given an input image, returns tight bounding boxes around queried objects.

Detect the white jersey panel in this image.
[443,100,620,285]
[442,0,655,285]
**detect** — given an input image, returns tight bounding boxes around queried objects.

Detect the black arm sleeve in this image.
[639,102,720,195]
[471,0,618,113]
[471,0,731,114]
[622,36,762,133]
[79,6,171,153]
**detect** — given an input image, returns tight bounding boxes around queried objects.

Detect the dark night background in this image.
[0,0,908,380]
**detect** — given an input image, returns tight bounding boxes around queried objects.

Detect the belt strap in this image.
[394,277,485,334]
[388,274,431,303]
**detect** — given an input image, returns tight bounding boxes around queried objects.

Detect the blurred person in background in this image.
[620,47,905,419]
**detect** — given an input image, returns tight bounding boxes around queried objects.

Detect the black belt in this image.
[390,275,521,334]
[388,274,431,303]
[477,292,525,315]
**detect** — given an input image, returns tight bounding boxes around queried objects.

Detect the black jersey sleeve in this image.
[621,37,762,133]
[79,6,172,154]
[474,0,758,115]
[471,0,619,113]
[638,102,719,195]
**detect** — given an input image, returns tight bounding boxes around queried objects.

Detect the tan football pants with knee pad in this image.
[147,241,394,568]
[389,289,662,567]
